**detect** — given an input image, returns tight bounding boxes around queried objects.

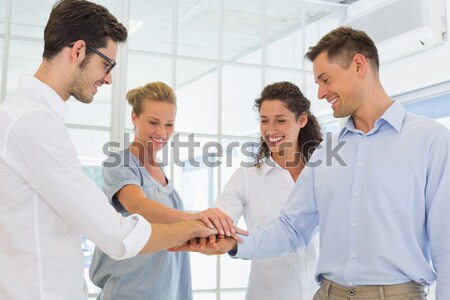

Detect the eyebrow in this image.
[260,114,288,118]
[146,117,175,123]
[315,72,326,83]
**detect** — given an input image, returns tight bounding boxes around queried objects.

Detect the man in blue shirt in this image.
[176,27,450,299]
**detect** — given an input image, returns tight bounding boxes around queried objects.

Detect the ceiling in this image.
[4,0,360,63]
[127,0,360,61]
[116,0,360,89]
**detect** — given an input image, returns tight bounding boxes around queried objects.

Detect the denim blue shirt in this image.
[90,150,192,300]
[234,101,450,299]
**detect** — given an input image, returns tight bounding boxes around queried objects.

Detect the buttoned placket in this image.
[343,133,368,285]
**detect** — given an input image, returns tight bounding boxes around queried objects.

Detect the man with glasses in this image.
[0,1,232,299]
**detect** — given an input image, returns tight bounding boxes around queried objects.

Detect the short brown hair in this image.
[305,26,379,72]
[43,0,127,59]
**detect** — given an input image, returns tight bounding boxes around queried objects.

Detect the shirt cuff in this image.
[229,234,252,259]
[228,249,237,257]
[115,214,152,260]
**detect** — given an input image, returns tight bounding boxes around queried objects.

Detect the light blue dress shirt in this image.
[89,150,192,300]
[234,101,450,299]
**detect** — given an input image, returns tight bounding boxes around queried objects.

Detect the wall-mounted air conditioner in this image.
[345,0,447,64]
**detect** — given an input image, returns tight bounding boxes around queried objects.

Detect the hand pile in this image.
[173,208,248,255]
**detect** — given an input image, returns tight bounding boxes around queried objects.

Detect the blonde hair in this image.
[126,81,176,116]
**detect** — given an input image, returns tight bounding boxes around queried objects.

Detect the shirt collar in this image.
[19,74,69,120]
[338,100,406,140]
[260,156,283,176]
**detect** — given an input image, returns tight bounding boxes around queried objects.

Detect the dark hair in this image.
[254,81,323,167]
[305,26,379,72]
[43,0,127,59]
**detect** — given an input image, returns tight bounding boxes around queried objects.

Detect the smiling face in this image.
[132,99,176,154]
[313,51,363,118]
[259,99,305,155]
[68,39,117,103]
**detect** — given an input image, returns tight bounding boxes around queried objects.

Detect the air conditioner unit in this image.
[345,0,447,64]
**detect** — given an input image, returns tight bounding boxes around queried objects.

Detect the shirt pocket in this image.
[368,164,413,212]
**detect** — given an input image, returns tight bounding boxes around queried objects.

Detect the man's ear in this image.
[69,40,86,63]
[353,53,367,77]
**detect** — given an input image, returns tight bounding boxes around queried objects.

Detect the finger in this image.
[230,232,243,243]
[215,238,235,254]
[200,215,214,229]
[210,241,219,250]
[199,208,225,235]
[210,208,235,236]
[234,226,249,236]
[199,237,207,249]
[208,234,217,244]
[207,214,225,236]
[189,238,198,249]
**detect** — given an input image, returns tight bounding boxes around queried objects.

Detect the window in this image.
[403,92,450,129]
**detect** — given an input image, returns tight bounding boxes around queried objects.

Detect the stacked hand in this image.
[188,208,235,237]
[169,228,247,255]
[178,207,248,255]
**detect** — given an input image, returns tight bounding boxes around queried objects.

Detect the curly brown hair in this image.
[254,81,323,167]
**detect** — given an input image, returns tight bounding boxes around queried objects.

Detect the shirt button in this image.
[358,162,363,167]
[350,254,355,259]
[354,192,359,197]
[363,136,368,141]
[352,222,357,228]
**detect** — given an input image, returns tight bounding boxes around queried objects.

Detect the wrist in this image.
[191,220,207,238]
[179,211,193,222]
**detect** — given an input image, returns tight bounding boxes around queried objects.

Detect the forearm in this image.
[128,198,190,223]
[139,221,216,253]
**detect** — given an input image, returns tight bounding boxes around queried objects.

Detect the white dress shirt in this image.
[216,159,319,300]
[0,75,151,300]
[234,102,450,299]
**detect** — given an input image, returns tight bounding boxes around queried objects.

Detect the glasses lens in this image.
[106,62,116,74]
[86,44,116,74]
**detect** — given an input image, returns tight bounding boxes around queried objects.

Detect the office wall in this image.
[349,0,450,98]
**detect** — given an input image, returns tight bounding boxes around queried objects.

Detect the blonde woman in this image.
[89,82,236,300]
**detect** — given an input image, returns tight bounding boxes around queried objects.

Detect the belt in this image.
[320,279,425,299]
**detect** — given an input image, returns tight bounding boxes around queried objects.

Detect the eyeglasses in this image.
[85,44,116,74]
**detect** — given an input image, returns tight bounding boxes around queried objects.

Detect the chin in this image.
[152,143,165,152]
[333,111,345,118]
[269,147,281,154]
[73,94,94,104]
[82,98,94,104]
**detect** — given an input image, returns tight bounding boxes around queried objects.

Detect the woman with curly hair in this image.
[214,81,323,299]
